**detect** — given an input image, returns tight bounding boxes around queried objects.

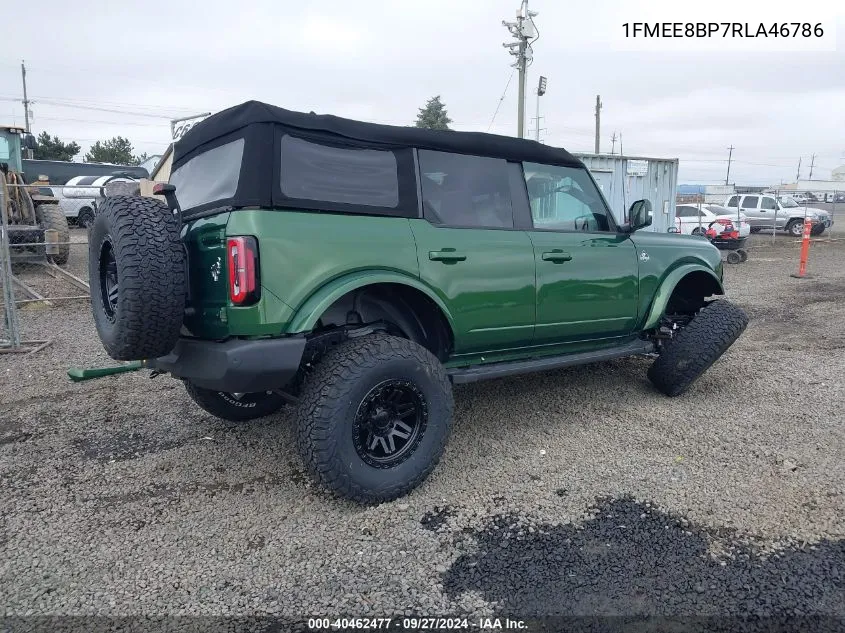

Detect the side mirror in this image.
[621,199,653,233]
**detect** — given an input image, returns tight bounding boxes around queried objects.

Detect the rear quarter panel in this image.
[224,210,420,334]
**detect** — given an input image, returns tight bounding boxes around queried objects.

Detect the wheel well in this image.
[665,271,723,315]
[311,283,453,360]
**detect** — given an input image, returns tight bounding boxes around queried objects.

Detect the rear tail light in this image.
[227,236,260,306]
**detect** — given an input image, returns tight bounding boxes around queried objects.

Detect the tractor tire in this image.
[89,195,186,361]
[648,300,748,397]
[184,382,288,422]
[295,333,453,504]
[77,206,95,229]
[35,204,70,265]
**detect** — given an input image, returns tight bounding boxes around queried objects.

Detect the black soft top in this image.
[173,100,582,169]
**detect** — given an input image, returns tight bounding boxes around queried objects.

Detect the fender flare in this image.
[286,270,456,334]
[642,264,724,331]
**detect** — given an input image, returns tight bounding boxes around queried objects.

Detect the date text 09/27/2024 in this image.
[623,22,824,38]
[307,617,527,630]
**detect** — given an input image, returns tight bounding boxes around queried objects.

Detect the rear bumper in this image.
[149,335,306,392]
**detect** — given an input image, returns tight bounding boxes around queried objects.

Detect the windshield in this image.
[781,197,799,208]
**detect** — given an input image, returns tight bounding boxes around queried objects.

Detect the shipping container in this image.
[574,153,679,234]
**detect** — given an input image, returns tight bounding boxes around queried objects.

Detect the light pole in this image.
[534,75,547,142]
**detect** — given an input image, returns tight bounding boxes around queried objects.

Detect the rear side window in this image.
[418,150,513,229]
[170,138,244,210]
[741,196,759,209]
[726,196,739,207]
[280,135,399,208]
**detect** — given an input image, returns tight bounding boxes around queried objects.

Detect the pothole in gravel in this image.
[74,431,187,462]
[421,505,458,531]
[442,497,844,618]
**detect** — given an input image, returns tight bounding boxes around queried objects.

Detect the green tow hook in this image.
[67,360,148,382]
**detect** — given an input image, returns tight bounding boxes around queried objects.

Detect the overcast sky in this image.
[2,0,843,185]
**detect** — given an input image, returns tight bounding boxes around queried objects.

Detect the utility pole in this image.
[21,60,33,159]
[725,145,734,185]
[796,157,802,181]
[619,132,623,156]
[594,95,602,153]
[610,132,617,155]
[808,154,815,180]
[533,75,547,142]
[502,1,538,138]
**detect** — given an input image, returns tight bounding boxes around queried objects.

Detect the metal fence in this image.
[1,182,90,354]
[674,188,843,243]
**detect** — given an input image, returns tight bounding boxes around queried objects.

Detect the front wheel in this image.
[184,382,287,421]
[648,300,748,397]
[295,333,453,504]
[786,219,805,237]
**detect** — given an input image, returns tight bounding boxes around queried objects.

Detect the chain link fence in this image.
[1,182,90,354]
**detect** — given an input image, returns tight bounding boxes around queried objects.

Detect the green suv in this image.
[88,101,747,503]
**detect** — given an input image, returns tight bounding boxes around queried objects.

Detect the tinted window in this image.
[170,138,244,210]
[741,196,759,209]
[676,206,699,218]
[418,150,513,228]
[0,137,9,160]
[523,163,612,232]
[726,196,739,207]
[280,135,398,208]
[761,197,777,210]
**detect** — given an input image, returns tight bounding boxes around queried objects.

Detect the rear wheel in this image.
[35,204,70,265]
[184,382,287,421]
[77,206,95,228]
[295,333,453,504]
[648,300,748,397]
[726,251,742,264]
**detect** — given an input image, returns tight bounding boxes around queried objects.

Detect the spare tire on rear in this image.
[88,196,186,361]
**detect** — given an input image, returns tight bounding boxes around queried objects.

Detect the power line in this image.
[487,68,516,133]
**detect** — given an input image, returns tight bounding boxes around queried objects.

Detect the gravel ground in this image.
[1,230,843,626]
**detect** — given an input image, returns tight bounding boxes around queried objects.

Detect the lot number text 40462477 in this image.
[622,23,824,38]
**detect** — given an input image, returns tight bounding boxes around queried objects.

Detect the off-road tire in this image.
[184,382,287,422]
[89,196,186,360]
[810,224,825,237]
[786,219,805,237]
[35,204,70,265]
[738,249,748,263]
[295,333,453,504]
[648,300,748,397]
[77,206,95,229]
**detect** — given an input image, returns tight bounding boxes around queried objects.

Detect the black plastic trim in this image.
[447,339,656,385]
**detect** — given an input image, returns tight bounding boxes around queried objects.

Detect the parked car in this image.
[726,194,833,236]
[85,100,748,504]
[675,204,751,238]
[835,192,845,204]
[61,175,138,227]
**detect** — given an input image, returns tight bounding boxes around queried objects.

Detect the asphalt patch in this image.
[442,497,844,623]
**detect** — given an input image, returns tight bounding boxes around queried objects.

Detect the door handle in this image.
[541,250,573,263]
[429,250,467,262]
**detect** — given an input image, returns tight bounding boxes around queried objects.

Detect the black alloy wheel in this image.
[352,379,428,468]
[99,240,119,321]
